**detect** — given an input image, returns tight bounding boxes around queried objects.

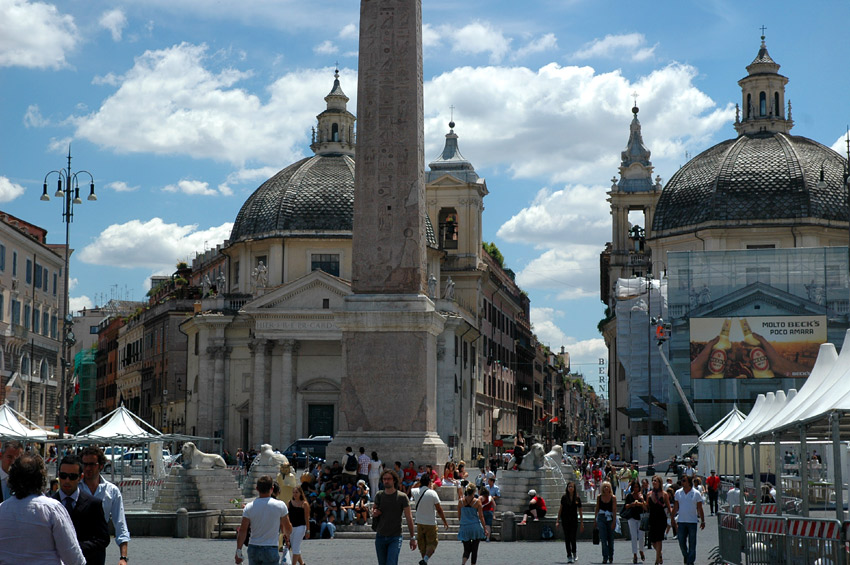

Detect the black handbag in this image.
[639,513,650,532]
[593,527,600,545]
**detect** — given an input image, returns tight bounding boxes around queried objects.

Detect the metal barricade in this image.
[744,515,786,565]
[718,512,744,565]
[733,504,776,515]
[786,517,842,565]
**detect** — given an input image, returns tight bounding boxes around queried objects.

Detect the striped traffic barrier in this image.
[786,517,841,565]
[744,515,786,565]
[733,504,777,515]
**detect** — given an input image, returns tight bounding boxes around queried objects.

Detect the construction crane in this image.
[651,318,704,435]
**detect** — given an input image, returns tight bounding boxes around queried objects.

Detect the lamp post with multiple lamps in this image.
[41,147,96,439]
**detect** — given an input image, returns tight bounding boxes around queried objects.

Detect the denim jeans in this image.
[247,545,280,565]
[677,521,698,564]
[596,513,614,560]
[375,534,403,565]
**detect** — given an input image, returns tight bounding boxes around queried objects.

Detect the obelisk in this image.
[332,0,448,466]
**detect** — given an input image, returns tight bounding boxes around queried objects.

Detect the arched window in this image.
[774,92,781,118]
[332,123,339,142]
[746,94,752,119]
[759,92,766,116]
[40,359,49,381]
[438,208,459,250]
[20,354,30,376]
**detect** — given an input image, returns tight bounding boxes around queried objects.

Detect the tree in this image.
[482,241,505,268]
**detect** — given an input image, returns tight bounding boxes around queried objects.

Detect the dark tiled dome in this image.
[652,132,849,233]
[230,154,355,241]
[230,153,438,245]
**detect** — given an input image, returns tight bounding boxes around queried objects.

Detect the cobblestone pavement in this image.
[106,518,720,564]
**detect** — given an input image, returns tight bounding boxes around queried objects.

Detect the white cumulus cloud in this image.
[105,181,138,192]
[513,33,558,60]
[339,23,357,40]
[74,43,355,167]
[531,306,608,368]
[23,104,48,127]
[572,33,656,62]
[0,176,25,202]
[314,40,338,55]
[0,0,77,68]
[99,8,127,42]
[447,21,512,63]
[78,218,233,270]
[163,179,221,196]
[69,295,94,313]
[832,133,849,155]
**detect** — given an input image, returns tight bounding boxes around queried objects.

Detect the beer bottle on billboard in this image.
[740,318,775,378]
[706,318,732,379]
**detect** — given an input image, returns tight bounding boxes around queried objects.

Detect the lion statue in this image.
[254,444,290,468]
[181,442,226,469]
[544,445,565,465]
[508,443,547,471]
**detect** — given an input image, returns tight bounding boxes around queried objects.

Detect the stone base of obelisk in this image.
[331,295,449,469]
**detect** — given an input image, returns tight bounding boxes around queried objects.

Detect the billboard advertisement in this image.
[690,316,826,379]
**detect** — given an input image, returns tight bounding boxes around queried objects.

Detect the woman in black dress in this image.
[647,476,674,565]
[555,481,584,563]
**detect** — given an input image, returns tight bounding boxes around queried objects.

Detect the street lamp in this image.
[42,146,96,439]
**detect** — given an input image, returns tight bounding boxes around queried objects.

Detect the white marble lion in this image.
[181,442,226,469]
[545,444,565,464]
[255,444,289,468]
[508,443,547,471]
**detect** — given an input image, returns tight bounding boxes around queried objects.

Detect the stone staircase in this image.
[497,467,569,514]
[152,466,244,512]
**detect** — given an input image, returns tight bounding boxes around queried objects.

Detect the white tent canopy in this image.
[698,407,747,474]
[0,402,51,441]
[74,405,162,443]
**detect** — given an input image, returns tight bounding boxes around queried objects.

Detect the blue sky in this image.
[1,0,848,383]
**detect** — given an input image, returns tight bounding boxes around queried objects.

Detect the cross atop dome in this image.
[735,35,792,136]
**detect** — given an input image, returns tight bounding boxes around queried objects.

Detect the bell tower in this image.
[310,69,356,157]
[734,34,793,136]
[605,103,662,304]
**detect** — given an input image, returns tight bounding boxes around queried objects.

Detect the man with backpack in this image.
[412,474,449,565]
[342,447,358,485]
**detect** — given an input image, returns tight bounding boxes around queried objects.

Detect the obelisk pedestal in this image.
[331,0,448,467]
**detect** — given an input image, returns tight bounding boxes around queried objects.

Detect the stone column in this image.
[209,343,230,438]
[197,343,214,437]
[332,0,448,468]
[250,338,267,448]
[279,340,296,447]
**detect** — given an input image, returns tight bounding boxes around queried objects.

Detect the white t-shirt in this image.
[674,488,703,524]
[413,488,441,526]
[368,459,383,479]
[243,497,289,546]
[726,488,741,508]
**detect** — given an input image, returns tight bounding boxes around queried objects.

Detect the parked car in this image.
[281,436,332,469]
[103,448,175,474]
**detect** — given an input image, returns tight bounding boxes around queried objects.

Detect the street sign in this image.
[493,439,503,447]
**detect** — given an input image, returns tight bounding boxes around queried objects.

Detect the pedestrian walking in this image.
[357,447,371,485]
[287,487,310,565]
[236,475,293,565]
[372,469,417,565]
[555,481,583,563]
[479,486,495,541]
[54,455,110,565]
[623,478,646,564]
[705,470,720,515]
[647,475,674,565]
[368,452,383,501]
[413,473,449,565]
[0,453,85,565]
[594,481,617,564]
[457,483,487,565]
[80,446,131,564]
[672,475,705,565]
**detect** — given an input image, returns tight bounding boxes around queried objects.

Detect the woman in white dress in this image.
[368,451,383,498]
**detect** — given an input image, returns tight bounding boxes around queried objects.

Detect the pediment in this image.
[298,378,340,393]
[427,174,469,188]
[688,282,833,318]
[243,270,352,312]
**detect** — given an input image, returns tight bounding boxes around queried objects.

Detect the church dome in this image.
[652,132,848,233]
[230,153,355,242]
[231,70,437,245]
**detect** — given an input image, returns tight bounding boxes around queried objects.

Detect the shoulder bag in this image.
[370,492,382,531]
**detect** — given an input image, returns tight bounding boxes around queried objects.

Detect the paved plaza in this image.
[105,519,720,564]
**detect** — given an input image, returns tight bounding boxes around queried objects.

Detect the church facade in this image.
[181,72,526,459]
[602,38,850,459]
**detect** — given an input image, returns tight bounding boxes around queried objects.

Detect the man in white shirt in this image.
[0,440,22,502]
[726,481,741,510]
[236,475,293,564]
[672,475,705,565]
[413,473,449,565]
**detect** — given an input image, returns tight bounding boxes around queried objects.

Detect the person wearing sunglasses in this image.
[54,454,110,565]
[80,446,131,564]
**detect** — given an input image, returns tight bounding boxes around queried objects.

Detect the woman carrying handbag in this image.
[594,481,617,564]
[623,479,647,563]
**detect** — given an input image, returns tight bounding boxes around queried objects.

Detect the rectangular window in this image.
[90,325,98,334]
[34,263,42,289]
[234,261,240,284]
[51,315,58,338]
[746,244,776,249]
[53,273,57,295]
[42,268,48,291]
[12,251,17,276]
[0,244,4,271]
[194,333,199,356]
[33,308,39,333]
[311,254,340,277]
[42,312,49,335]
[0,295,4,322]
[26,259,32,284]
[11,300,20,325]
[463,341,468,368]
